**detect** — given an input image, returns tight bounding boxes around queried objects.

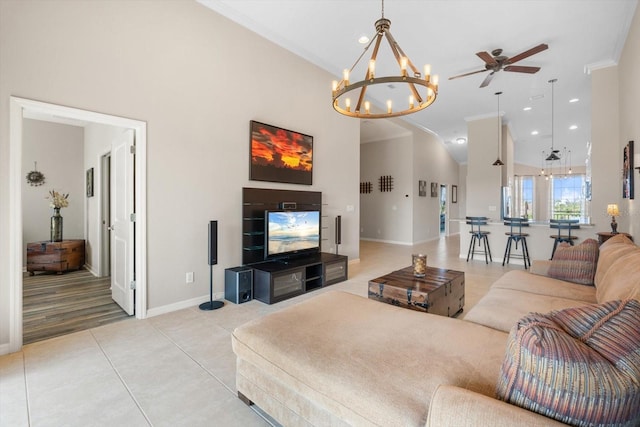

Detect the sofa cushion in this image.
[597,250,640,303]
[594,234,636,287]
[462,287,595,333]
[548,238,599,285]
[496,300,640,426]
[491,270,597,302]
[232,290,509,427]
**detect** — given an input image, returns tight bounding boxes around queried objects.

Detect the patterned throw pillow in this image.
[548,238,599,285]
[496,300,640,427]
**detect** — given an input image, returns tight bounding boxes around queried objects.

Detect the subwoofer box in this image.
[225,267,253,304]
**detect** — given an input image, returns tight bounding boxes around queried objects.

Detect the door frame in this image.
[9,96,147,353]
[100,152,112,277]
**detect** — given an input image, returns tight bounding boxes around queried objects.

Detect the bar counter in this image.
[456,219,597,264]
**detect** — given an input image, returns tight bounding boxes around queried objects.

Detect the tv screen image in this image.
[266,210,320,259]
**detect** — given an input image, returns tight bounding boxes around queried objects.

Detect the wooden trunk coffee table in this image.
[368,266,465,317]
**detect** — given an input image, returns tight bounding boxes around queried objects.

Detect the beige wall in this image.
[360,134,414,243]
[591,66,621,229]
[412,125,461,240]
[618,3,640,236]
[0,1,359,349]
[466,116,503,217]
[359,121,460,245]
[22,120,85,255]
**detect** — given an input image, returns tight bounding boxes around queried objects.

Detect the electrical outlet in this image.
[186,272,194,283]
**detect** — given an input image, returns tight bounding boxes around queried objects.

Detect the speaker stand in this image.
[199,264,224,311]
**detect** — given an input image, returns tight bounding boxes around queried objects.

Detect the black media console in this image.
[236,188,348,305]
[252,252,348,304]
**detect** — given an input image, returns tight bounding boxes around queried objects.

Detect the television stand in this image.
[252,252,348,304]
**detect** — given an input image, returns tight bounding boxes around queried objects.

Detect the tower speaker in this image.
[208,220,218,266]
[200,220,223,311]
[225,267,253,304]
[335,215,342,245]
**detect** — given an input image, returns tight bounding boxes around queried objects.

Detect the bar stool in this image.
[502,217,531,269]
[466,216,492,264]
[549,219,580,259]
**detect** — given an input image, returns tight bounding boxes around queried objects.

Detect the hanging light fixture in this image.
[493,91,505,166]
[545,78,561,162]
[331,0,438,118]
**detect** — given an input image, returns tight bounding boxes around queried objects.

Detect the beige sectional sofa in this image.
[231,235,640,426]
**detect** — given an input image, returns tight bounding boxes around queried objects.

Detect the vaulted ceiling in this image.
[199,0,638,167]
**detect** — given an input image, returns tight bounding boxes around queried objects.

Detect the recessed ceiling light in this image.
[456,137,466,144]
[529,94,544,101]
[358,35,370,44]
[523,106,532,111]
[569,125,578,130]
[569,98,579,103]
[531,130,539,135]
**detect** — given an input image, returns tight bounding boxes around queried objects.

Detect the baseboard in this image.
[360,237,412,246]
[0,343,12,356]
[84,263,98,276]
[145,292,225,318]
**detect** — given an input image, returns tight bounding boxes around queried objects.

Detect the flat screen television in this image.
[265,210,320,260]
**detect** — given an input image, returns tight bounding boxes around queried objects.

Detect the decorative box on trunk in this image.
[368,266,465,317]
[26,239,85,275]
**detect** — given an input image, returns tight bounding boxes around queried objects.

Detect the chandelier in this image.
[545,78,561,161]
[331,0,438,118]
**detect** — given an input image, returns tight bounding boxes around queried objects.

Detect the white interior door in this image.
[111,129,135,315]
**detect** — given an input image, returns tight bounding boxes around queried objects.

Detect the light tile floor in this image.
[0,236,519,427]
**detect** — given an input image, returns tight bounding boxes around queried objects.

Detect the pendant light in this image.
[545,78,561,162]
[493,91,504,166]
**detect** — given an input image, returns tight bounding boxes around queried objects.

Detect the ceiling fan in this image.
[449,43,549,88]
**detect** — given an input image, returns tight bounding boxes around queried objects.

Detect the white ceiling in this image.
[199,0,637,167]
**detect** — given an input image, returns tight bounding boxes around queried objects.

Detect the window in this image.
[550,174,586,220]
[514,176,534,219]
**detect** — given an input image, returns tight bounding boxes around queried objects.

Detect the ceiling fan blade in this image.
[480,72,495,88]
[507,43,549,64]
[504,65,541,74]
[448,69,488,80]
[476,51,497,66]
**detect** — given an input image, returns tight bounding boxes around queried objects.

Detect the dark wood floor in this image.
[23,269,130,345]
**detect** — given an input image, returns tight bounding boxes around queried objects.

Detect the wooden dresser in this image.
[26,239,85,275]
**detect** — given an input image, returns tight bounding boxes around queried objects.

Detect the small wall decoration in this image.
[360,182,372,194]
[418,180,426,197]
[26,161,45,186]
[86,167,94,197]
[250,120,313,185]
[430,182,438,197]
[452,185,458,203]
[623,140,634,199]
[379,175,394,192]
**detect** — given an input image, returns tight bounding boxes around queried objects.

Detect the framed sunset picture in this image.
[250,120,313,185]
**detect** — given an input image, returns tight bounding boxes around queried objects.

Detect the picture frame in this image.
[86,167,94,197]
[418,180,426,197]
[623,140,634,199]
[451,185,457,203]
[430,182,438,197]
[249,120,313,185]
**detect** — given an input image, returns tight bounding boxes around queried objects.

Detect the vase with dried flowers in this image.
[47,190,69,242]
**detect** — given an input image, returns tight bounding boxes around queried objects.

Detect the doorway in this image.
[8,97,148,353]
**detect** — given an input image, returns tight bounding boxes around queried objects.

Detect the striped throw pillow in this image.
[496,300,640,427]
[548,238,599,285]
